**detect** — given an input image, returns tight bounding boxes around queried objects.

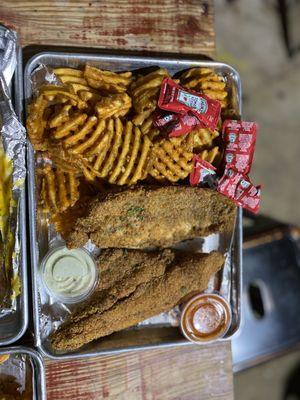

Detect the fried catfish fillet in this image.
[65,186,237,249]
[50,249,224,351]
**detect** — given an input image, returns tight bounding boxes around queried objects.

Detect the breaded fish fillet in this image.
[50,249,224,351]
[66,186,236,249]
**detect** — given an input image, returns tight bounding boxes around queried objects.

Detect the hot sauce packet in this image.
[158,78,221,131]
[222,119,257,175]
[190,155,217,187]
[217,168,261,214]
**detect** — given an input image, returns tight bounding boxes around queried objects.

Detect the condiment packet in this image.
[153,110,201,137]
[217,168,261,214]
[189,155,217,187]
[158,77,221,131]
[153,110,178,129]
[222,119,257,174]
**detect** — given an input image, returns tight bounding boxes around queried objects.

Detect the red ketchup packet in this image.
[153,110,202,137]
[158,77,221,132]
[190,155,217,187]
[222,119,257,175]
[153,110,178,129]
[169,113,201,137]
[217,168,261,214]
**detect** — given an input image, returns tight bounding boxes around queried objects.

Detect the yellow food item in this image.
[191,127,220,150]
[0,144,13,241]
[87,119,152,185]
[180,68,228,108]
[150,135,194,182]
[0,354,9,364]
[198,146,221,165]
[95,93,132,119]
[26,85,87,151]
[131,68,170,132]
[38,165,80,214]
[84,65,132,93]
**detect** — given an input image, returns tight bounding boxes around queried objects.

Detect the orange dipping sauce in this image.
[180,293,232,343]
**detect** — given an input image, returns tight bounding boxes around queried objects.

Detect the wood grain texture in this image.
[45,343,233,400]
[1,2,230,398]
[0,0,215,56]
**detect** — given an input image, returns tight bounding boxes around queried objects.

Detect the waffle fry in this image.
[180,68,228,108]
[27,94,50,150]
[38,165,80,214]
[191,128,220,149]
[84,65,132,93]
[198,146,221,165]
[54,67,88,85]
[81,119,152,185]
[150,136,194,182]
[131,68,169,114]
[95,93,132,119]
[39,85,87,109]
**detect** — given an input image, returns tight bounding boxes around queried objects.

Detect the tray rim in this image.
[0,345,46,400]
[23,50,243,360]
[0,47,29,346]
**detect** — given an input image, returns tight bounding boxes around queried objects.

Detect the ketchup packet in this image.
[190,155,217,187]
[217,168,261,214]
[153,110,201,137]
[158,78,221,131]
[169,113,201,137]
[222,119,257,174]
[153,110,178,129]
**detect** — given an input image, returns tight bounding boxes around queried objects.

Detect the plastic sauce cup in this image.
[180,293,232,344]
[40,246,98,304]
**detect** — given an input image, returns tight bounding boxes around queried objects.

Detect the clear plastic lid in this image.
[180,293,232,344]
[40,246,98,304]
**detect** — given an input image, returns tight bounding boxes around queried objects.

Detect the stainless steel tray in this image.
[0,346,46,399]
[0,47,28,346]
[22,51,242,359]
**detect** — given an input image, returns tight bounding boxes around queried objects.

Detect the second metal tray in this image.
[0,346,46,400]
[22,50,242,359]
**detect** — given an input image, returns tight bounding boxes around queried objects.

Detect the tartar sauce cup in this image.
[40,246,98,304]
[180,292,232,344]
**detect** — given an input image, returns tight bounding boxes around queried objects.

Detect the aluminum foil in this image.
[0,26,26,316]
[0,353,33,398]
[0,26,17,88]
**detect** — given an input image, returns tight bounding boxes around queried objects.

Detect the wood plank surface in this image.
[45,342,233,400]
[0,0,215,57]
[0,2,233,399]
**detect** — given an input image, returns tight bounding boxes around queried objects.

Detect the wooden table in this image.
[0,1,234,399]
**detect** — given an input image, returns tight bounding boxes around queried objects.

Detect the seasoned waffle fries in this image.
[131,69,170,129]
[95,93,132,119]
[192,128,219,150]
[150,135,194,182]
[87,119,152,185]
[180,68,228,108]
[38,165,80,214]
[84,65,132,93]
[198,146,221,165]
[27,86,87,151]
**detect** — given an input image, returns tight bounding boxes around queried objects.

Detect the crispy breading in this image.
[50,249,224,351]
[65,186,237,249]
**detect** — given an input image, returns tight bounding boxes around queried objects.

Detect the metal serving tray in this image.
[21,51,242,359]
[0,346,46,399]
[0,47,28,346]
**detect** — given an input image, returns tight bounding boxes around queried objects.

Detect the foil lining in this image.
[26,58,240,355]
[0,26,26,316]
[0,353,33,397]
